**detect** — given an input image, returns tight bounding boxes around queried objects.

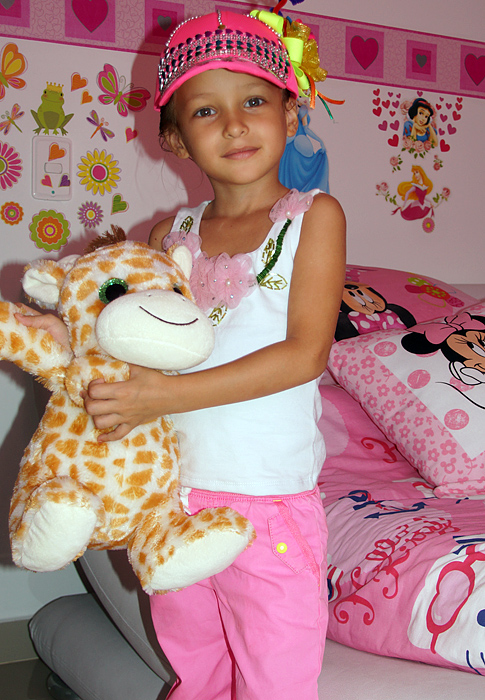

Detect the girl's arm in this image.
[86,195,346,441]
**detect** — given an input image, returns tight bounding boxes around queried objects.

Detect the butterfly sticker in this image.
[87,110,114,141]
[96,64,151,117]
[0,43,27,101]
[0,103,24,135]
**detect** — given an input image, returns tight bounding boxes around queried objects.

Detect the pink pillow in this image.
[336,265,477,341]
[328,300,485,497]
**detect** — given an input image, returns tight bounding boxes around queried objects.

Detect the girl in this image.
[20,8,345,699]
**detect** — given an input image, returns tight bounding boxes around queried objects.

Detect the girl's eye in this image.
[245,97,264,108]
[173,286,184,296]
[194,107,215,118]
[98,278,128,304]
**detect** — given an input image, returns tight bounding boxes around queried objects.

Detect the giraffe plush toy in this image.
[0,228,255,594]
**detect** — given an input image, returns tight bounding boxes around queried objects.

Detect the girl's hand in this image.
[83,365,172,442]
[14,303,70,349]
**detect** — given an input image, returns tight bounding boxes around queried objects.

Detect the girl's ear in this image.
[285,98,299,138]
[165,128,191,160]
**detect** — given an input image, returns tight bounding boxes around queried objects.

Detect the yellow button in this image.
[276,542,288,553]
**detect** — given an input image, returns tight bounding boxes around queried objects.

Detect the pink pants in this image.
[150,487,328,700]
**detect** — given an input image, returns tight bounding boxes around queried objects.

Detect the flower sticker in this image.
[78,200,104,228]
[30,210,71,251]
[77,148,120,195]
[0,201,23,225]
[0,140,22,190]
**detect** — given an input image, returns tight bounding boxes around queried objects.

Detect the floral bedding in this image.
[319,265,485,674]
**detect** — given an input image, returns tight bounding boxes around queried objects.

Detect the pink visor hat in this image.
[154,10,299,108]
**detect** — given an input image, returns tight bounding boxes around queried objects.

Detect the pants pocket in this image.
[268,500,321,584]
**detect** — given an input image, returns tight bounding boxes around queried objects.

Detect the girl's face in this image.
[448,331,485,372]
[166,69,297,189]
[414,106,431,126]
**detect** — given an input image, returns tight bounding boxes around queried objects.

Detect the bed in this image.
[29,266,485,699]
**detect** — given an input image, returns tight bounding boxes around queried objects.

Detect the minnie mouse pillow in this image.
[329,300,485,497]
[336,265,477,342]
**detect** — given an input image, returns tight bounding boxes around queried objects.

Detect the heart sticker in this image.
[81,90,93,104]
[112,194,129,214]
[59,174,71,187]
[464,53,485,86]
[41,175,53,187]
[157,15,172,30]
[387,134,399,147]
[49,143,66,160]
[71,73,88,91]
[0,0,16,9]
[440,139,450,152]
[125,127,138,142]
[350,36,379,70]
[72,0,108,33]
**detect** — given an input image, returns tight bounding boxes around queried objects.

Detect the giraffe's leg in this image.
[10,477,104,571]
[128,505,256,594]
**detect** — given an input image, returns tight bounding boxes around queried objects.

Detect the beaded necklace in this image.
[256,218,291,285]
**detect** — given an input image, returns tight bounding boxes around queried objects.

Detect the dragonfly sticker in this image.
[87,110,114,141]
[0,43,27,101]
[0,103,24,134]
[96,63,151,117]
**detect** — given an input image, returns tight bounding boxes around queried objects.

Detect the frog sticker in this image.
[31,82,73,135]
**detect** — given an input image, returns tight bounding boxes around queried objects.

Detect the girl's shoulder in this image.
[303,192,345,228]
[148,216,175,251]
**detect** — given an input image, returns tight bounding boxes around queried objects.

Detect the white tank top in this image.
[169,196,326,496]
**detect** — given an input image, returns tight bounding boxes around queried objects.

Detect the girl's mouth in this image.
[223,147,258,160]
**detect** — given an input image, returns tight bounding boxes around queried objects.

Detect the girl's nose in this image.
[222,111,248,138]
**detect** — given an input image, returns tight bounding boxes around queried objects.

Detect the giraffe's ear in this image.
[22,255,80,309]
[170,245,193,280]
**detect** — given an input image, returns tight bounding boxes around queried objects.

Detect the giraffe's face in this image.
[57,240,214,369]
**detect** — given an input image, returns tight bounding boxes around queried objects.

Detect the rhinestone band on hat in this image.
[158,24,291,99]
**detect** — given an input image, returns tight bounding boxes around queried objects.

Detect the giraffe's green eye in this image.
[99,278,128,304]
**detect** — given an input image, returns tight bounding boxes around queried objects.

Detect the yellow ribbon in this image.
[250,9,344,114]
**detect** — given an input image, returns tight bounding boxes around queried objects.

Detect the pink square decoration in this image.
[345,26,384,80]
[65,0,115,42]
[0,0,30,28]
[406,40,437,82]
[145,0,184,45]
[460,44,485,94]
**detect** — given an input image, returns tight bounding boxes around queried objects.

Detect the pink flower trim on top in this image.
[162,229,256,312]
[191,252,256,312]
[269,188,314,223]
[164,189,315,312]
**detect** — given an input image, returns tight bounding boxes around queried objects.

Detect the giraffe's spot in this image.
[84,481,105,495]
[85,460,106,479]
[10,332,25,354]
[45,410,68,429]
[26,349,40,365]
[132,434,147,447]
[120,486,147,500]
[55,438,78,459]
[69,414,89,436]
[77,279,98,302]
[82,441,109,458]
[141,493,168,510]
[45,453,61,473]
[68,306,81,325]
[133,451,157,465]
[127,468,153,487]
